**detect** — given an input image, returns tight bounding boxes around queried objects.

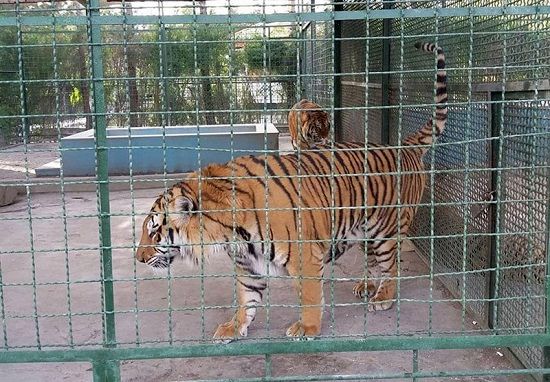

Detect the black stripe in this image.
[202,213,233,230]
[301,152,332,205]
[251,156,310,210]
[233,161,265,188]
[236,226,256,258]
[207,181,251,199]
[436,87,447,96]
[271,155,291,176]
[237,279,265,298]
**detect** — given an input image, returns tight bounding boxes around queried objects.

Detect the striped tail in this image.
[403,42,448,153]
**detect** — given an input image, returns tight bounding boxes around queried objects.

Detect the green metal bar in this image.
[49,0,74,348]
[2,7,550,26]
[380,0,392,144]
[544,117,550,381]
[124,368,550,382]
[18,47,29,140]
[1,334,549,363]
[160,24,171,126]
[487,91,502,330]
[412,349,419,382]
[15,0,41,351]
[333,0,342,141]
[87,0,117,354]
[543,0,550,365]
[92,360,121,382]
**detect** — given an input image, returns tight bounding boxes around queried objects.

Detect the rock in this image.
[0,186,19,206]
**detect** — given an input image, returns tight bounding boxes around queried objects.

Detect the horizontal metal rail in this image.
[0,7,549,27]
[0,334,549,363]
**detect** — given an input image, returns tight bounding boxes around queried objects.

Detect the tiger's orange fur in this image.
[136,42,447,341]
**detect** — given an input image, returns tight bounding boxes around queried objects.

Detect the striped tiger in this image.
[288,99,331,150]
[136,42,447,341]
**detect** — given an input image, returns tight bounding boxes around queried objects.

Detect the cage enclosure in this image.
[0,0,548,381]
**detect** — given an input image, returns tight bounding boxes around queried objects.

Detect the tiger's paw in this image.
[367,297,394,312]
[212,321,248,344]
[285,321,319,340]
[352,280,377,299]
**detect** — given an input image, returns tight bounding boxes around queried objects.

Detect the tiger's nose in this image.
[136,246,148,263]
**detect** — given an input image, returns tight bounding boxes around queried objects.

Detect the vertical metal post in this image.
[92,360,120,382]
[488,91,502,330]
[544,142,550,381]
[333,0,342,141]
[19,47,29,140]
[268,27,272,123]
[88,0,118,379]
[412,349,419,382]
[380,0,392,144]
[160,25,170,126]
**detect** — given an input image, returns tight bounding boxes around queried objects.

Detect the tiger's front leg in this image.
[286,243,325,339]
[213,275,266,343]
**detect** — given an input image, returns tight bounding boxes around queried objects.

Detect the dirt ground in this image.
[0,186,527,382]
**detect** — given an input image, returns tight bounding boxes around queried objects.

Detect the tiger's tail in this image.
[403,42,448,153]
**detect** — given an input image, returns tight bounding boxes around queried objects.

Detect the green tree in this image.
[242,35,297,109]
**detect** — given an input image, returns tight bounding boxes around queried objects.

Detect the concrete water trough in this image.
[37,123,279,177]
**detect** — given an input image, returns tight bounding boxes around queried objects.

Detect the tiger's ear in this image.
[168,195,195,224]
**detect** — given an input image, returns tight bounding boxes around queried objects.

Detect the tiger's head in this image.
[306,111,330,147]
[136,189,196,270]
[290,99,331,150]
[136,167,242,271]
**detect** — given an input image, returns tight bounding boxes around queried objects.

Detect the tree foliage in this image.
[0,19,296,144]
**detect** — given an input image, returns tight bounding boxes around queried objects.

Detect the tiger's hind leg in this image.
[368,238,398,311]
[213,275,265,343]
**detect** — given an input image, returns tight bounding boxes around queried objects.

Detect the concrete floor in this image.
[0,187,524,382]
[0,142,58,180]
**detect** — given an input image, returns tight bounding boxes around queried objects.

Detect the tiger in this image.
[288,99,331,150]
[136,42,447,341]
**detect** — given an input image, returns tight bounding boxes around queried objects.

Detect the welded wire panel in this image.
[301,20,333,110]
[410,92,493,324]
[494,94,549,372]
[338,5,384,143]
[0,0,549,381]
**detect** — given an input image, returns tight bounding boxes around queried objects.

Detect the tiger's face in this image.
[289,99,331,150]
[136,192,195,270]
[306,115,330,147]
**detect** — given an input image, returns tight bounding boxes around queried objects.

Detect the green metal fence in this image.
[0,0,549,381]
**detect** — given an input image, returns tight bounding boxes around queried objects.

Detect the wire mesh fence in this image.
[0,0,548,381]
